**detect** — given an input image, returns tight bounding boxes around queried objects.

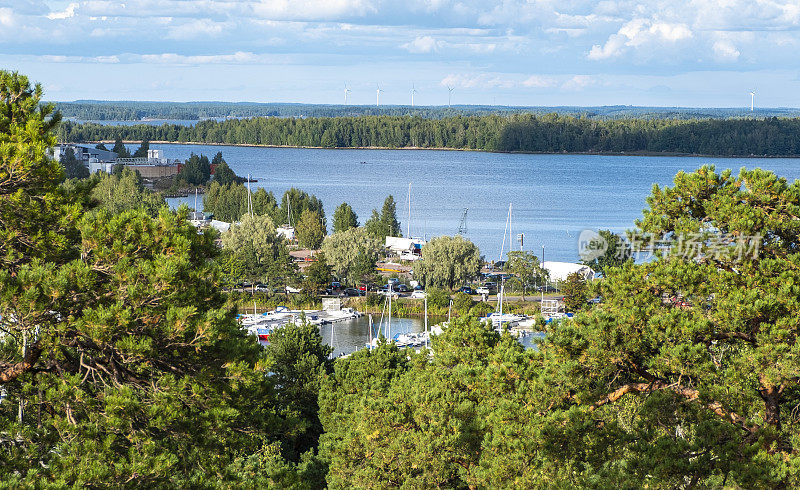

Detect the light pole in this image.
[541,245,545,304]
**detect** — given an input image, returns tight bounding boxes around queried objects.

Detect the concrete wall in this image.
[124,164,179,178]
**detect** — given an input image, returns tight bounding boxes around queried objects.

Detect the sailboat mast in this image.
[387,284,392,339]
[424,295,428,348]
[287,195,291,227]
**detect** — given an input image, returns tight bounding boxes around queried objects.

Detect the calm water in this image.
[273,316,544,356]
[156,144,800,262]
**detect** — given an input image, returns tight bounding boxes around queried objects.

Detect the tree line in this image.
[55,100,800,122]
[58,113,800,156]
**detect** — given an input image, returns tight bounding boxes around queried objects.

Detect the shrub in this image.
[469,302,494,318]
[452,292,474,314]
[426,287,451,309]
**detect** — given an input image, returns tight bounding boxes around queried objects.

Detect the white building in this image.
[51,143,118,174]
[385,236,426,261]
[277,225,295,241]
[542,261,595,282]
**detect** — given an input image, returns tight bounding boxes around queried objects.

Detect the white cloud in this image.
[46,2,78,20]
[588,18,692,60]
[440,73,518,89]
[713,40,740,61]
[166,19,228,40]
[522,75,557,88]
[562,75,598,90]
[401,35,441,53]
[137,51,267,65]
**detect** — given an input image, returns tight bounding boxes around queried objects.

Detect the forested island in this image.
[59,113,800,157]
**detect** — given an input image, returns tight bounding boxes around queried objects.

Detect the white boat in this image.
[487,312,525,328]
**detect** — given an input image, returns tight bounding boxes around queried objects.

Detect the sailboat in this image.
[488,204,524,329]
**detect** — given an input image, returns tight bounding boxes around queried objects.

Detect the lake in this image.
[154,143,800,262]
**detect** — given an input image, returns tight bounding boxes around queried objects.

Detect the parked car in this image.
[285,286,302,293]
[387,277,400,286]
[476,286,491,295]
[482,282,497,292]
[344,288,362,297]
[458,286,476,295]
[254,283,270,292]
[396,284,410,292]
[410,290,427,299]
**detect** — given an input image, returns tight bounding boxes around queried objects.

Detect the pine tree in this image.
[332,202,359,233]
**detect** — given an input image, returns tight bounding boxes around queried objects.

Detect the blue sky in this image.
[2,0,800,106]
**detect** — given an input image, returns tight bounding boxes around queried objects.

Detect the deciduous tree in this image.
[414,235,481,289]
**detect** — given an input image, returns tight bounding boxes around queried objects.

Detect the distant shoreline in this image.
[90,140,800,159]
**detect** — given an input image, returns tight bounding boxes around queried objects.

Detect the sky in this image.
[2,0,800,107]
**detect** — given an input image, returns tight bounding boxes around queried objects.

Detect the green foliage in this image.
[364,195,401,240]
[58,112,800,157]
[264,321,332,463]
[203,181,279,223]
[213,161,239,185]
[0,206,288,486]
[319,317,551,487]
[425,287,451,309]
[505,250,546,300]
[561,271,589,312]
[59,146,90,179]
[0,70,80,270]
[321,227,382,286]
[580,229,633,275]
[296,209,325,249]
[89,167,167,217]
[301,253,332,296]
[111,137,130,158]
[452,291,474,313]
[177,152,211,185]
[332,202,358,233]
[221,213,297,287]
[280,188,325,228]
[131,138,149,158]
[468,301,494,317]
[414,235,482,289]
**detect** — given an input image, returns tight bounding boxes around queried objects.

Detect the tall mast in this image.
[387,284,392,339]
[499,202,512,262]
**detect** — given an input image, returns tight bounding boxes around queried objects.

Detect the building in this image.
[116,149,182,178]
[384,236,425,261]
[51,143,118,174]
[541,261,595,282]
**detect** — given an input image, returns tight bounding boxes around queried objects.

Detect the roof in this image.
[542,261,595,282]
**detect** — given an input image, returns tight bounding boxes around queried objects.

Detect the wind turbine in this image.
[447,86,454,108]
[376,85,383,107]
[749,91,756,112]
[344,84,351,105]
[411,83,417,107]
